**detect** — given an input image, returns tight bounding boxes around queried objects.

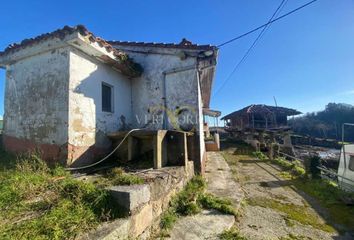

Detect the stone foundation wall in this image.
[2,135,66,164]
[79,163,194,240]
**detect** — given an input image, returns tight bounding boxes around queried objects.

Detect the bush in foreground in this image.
[0,151,123,240]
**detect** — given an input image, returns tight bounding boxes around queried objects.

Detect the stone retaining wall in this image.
[79,162,194,240]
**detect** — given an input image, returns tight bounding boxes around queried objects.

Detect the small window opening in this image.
[102,83,113,112]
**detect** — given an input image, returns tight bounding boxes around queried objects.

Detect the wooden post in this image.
[153,130,167,169]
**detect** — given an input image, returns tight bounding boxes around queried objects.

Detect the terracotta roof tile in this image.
[0,25,128,58]
[0,25,143,77]
[108,38,216,51]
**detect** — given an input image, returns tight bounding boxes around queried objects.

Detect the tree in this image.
[289,103,354,142]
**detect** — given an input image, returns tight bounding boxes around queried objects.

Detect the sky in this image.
[1,0,354,119]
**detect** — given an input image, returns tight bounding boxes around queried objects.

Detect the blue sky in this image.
[1,0,354,119]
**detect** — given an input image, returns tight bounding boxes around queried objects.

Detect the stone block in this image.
[108,184,150,213]
[130,204,153,237]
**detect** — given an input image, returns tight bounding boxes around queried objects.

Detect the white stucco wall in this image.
[120,49,199,131]
[68,48,132,149]
[4,47,70,144]
[111,45,207,171]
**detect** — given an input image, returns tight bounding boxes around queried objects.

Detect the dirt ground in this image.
[221,147,352,240]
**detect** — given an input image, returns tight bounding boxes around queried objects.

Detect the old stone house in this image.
[0,25,218,173]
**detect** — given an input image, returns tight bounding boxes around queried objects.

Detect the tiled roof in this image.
[221,104,302,120]
[0,25,143,77]
[108,38,217,51]
[0,25,127,59]
[0,25,216,57]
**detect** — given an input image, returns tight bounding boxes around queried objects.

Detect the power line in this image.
[217,0,319,48]
[213,0,288,96]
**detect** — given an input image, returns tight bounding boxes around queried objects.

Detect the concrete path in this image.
[167,210,234,240]
[233,155,350,240]
[166,152,244,240]
[205,152,244,211]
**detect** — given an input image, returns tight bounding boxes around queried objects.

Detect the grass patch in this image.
[159,176,236,235]
[224,141,354,232]
[0,150,124,239]
[104,167,144,185]
[253,151,306,178]
[198,193,237,216]
[260,155,354,231]
[219,227,247,240]
[247,197,336,233]
[253,151,268,161]
[291,178,354,230]
[264,154,354,230]
[280,233,311,240]
[272,157,306,177]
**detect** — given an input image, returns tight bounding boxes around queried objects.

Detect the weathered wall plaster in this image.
[3,47,70,161]
[2,39,215,170]
[110,45,207,172]
[67,47,132,164]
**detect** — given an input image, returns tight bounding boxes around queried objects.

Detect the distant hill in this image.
[289,103,354,142]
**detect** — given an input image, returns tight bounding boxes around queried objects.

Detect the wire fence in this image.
[277,151,354,192]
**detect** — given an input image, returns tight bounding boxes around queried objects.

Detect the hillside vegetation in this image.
[289,103,354,142]
[0,148,124,240]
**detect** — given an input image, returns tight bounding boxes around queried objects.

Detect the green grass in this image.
[292,178,354,230]
[256,153,354,230]
[253,151,306,178]
[272,157,306,177]
[198,193,237,216]
[103,167,145,185]
[159,176,237,235]
[0,150,124,239]
[247,197,336,233]
[219,227,247,240]
[223,142,354,232]
[253,151,354,231]
[279,233,312,240]
[253,151,268,161]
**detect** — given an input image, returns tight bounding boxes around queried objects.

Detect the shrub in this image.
[219,227,247,240]
[253,151,268,161]
[160,176,237,232]
[309,155,321,179]
[0,151,124,239]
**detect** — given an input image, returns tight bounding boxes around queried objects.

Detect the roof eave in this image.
[0,32,77,67]
[67,34,142,78]
[0,27,143,78]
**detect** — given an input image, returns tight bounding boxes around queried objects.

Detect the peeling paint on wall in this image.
[4,47,70,145]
